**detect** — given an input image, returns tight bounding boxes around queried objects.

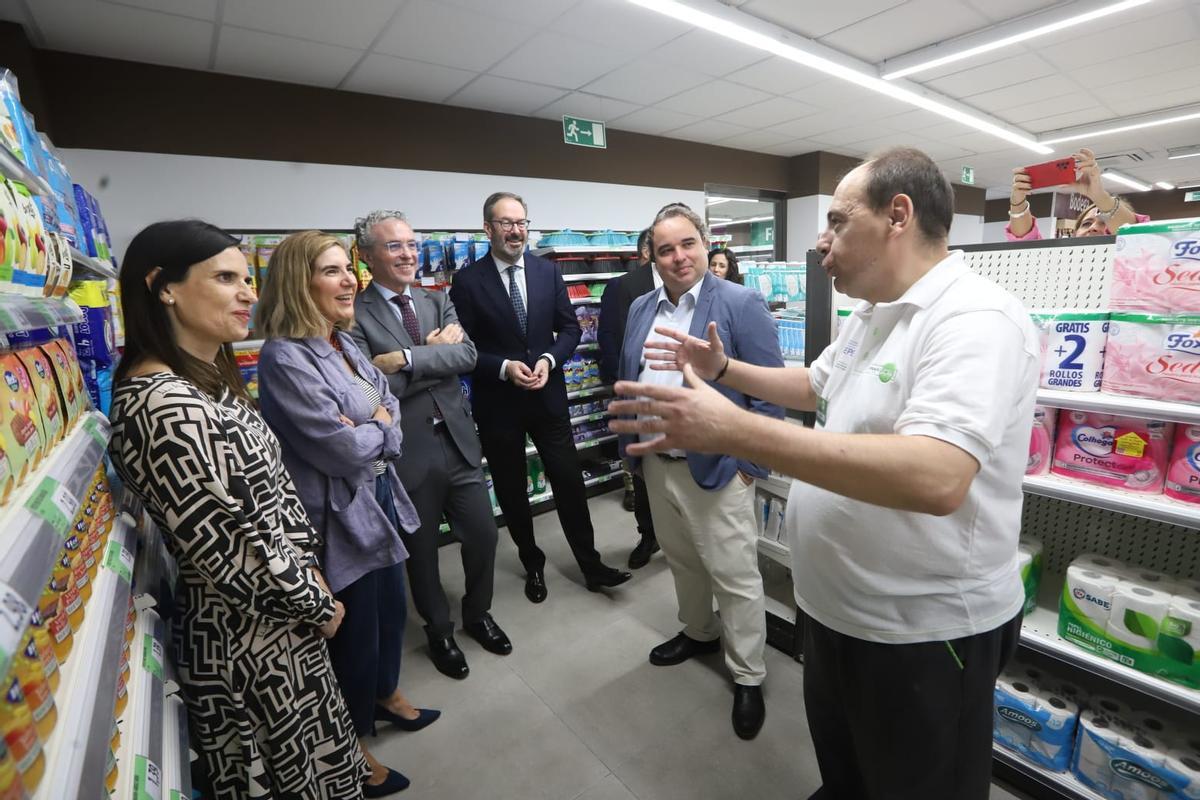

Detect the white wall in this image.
[786,193,832,262]
[60,148,706,258]
[982,215,1055,244]
[949,213,984,246]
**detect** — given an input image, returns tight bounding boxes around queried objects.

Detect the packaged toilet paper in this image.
[1071,708,1195,799]
[1112,218,1200,313]
[1102,313,1200,405]
[993,674,1080,771]
[1050,410,1173,493]
[1107,583,1174,652]
[1027,405,1057,476]
[1164,749,1200,800]
[1157,595,1200,682]
[1031,310,1110,391]
[1018,537,1043,615]
[1165,425,1200,505]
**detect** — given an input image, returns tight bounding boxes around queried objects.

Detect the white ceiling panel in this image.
[809,125,904,149]
[1106,85,1200,118]
[820,0,989,63]
[446,74,567,115]
[608,106,703,136]
[665,119,752,144]
[31,0,213,70]
[341,53,477,103]
[375,0,532,74]
[1068,40,1200,87]
[714,128,796,151]
[739,0,905,39]
[757,139,825,157]
[215,25,361,88]
[787,80,913,119]
[1101,64,1200,107]
[222,0,398,50]
[657,80,772,116]
[1038,7,1199,71]
[723,57,827,96]
[545,0,691,56]
[881,108,964,134]
[962,75,1079,113]
[1021,106,1117,134]
[649,29,769,77]
[490,31,633,90]
[1023,0,1191,51]
[1000,92,1099,127]
[437,0,580,26]
[100,0,219,21]
[925,53,1056,98]
[766,114,855,142]
[715,97,817,129]
[533,92,642,122]
[965,0,1060,24]
[580,59,709,106]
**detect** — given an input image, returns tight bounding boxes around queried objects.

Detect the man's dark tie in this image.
[507,265,527,332]
[391,294,443,422]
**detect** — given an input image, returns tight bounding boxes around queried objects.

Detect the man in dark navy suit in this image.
[449,192,631,603]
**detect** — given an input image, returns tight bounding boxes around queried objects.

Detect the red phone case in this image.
[1024,158,1076,190]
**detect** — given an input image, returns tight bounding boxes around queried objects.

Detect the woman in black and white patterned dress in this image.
[108,220,368,800]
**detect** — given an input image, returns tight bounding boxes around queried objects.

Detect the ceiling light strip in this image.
[1102,170,1152,192]
[628,0,1052,154]
[880,0,1153,80]
[1041,107,1200,145]
[1154,181,1176,190]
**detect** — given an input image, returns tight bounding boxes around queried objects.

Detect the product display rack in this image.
[114,606,166,800]
[0,144,53,197]
[0,295,84,335]
[68,247,117,281]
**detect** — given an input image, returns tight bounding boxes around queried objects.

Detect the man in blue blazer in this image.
[449,192,631,603]
[617,202,783,740]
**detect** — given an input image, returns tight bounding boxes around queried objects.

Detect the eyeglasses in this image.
[489,219,531,231]
[381,240,419,254]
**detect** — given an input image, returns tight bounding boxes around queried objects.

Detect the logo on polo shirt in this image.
[877,363,896,383]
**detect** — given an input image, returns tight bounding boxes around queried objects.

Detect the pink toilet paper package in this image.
[1051,410,1174,493]
[1101,312,1200,405]
[1111,218,1200,313]
[1027,405,1056,476]
[1165,425,1200,505]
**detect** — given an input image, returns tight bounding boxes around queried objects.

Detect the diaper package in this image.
[1112,218,1200,314]
[1027,405,1057,476]
[1165,425,1200,505]
[1031,310,1110,391]
[68,281,116,367]
[1102,313,1200,405]
[1060,554,1200,689]
[1050,410,1173,493]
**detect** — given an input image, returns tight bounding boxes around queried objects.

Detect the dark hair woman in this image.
[708,246,742,284]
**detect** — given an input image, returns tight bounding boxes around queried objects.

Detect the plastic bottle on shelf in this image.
[13,636,54,741]
[37,585,72,665]
[0,740,27,800]
[64,532,92,606]
[50,547,85,633]
[0,676,44,793]
[23,611,57,693]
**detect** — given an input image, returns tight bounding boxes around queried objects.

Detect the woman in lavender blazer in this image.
[255,230,438,798]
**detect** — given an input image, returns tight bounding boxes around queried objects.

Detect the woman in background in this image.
[1006,147,1148,240]
[708,246,742,284]
[256,230,439,797]
[108,220,366,799]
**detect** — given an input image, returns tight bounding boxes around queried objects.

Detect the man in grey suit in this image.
[351,210,511,681]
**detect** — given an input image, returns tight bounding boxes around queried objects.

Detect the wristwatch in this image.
[1095,196,1122,224]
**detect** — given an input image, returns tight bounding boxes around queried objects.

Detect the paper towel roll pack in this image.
[1060,555,1200,689]
[1071,703,1199,799]
[1031,309,1111,391]
[1051,410,1174,493]
[1165,425,1200,505]
[1018,537,1043,615]
[1102,312,1200,405]
[1111,217,1200,314]
[1027,406,1057,476]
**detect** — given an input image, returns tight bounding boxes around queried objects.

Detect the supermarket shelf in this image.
[115,607,166,800]
[757,536,790,567]
[493,469,623,521]
[571,296,602,305]
[567,384,612,400]
[1019,582,1200,714]
[1036,388,1200,425]
[729,245,775,254]
[576,433,617,451]
[756,473,791,500]
[992,745,1103,800]
[233,338,265,351]
[764,595,797,625]
[575,342,599,352]
[69,247,117,281]
[0,294,83,335]
[1023,474,1200,530]
[562,272,625,282]
[0,411,110,675]
[0,147,54,196]
[161,695,190,800]
[569,410,608,426]
[534,245,637,256]
[36,518,136,800]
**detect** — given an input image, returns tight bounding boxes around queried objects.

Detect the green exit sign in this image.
[961,165,975,185]
[563,115,606,149]
[1186,190,1200,202]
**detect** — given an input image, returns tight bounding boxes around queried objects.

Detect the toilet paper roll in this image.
[994,679,1038,750]
[1111,732,1169,800]
[1073,553,1129,576]
[1055,681,1088,707]
[1028,693,1079,770]
[1159,596,1200,667]
[1036,310,1109,391]
[1076,709,1122,792]
[1041,694,1079,732]
[1066,565,1123,627]
[1091,695,1134,724]
[1109,583,1174,651]
[1133,712,1170,738]
[1165,749,1200,800]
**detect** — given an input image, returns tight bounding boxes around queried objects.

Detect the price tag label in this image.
[0,304,29,332]
[134,755,163,800]
[25,477,79,536]
[143,633,164,681]
[0,582,32,677]
[103,540,134,583]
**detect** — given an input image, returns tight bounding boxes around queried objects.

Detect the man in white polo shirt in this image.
[609,147,1039,800]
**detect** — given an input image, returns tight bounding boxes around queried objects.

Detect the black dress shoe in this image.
[585,566,632,592]
[464,613,512,655]
[524,570,547,603]
[627,535,660,569]
[622,489,636,512]
[648,631,721,666]
[375,705,441,732]
[732,684,765,740]
[428,635,469,679]
[363,767,410,797]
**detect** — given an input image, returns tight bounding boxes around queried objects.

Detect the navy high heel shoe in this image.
[363,767,410,797]
[375,706,441,732]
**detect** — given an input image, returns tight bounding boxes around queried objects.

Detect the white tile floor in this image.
[372,490,1029,800]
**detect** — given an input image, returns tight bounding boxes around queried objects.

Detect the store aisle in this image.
[371,491,1028,800]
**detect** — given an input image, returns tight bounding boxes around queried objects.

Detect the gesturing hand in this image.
[644,322,727,381]
[607,363,743,455]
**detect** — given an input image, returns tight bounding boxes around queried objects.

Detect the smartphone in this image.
[1024,158,1076,190]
